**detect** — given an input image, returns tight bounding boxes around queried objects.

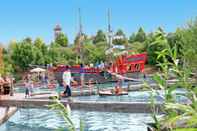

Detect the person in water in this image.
[114,79,123,95]
[114,85,121,95]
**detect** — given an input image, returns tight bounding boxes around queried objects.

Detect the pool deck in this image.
[0,80,180,115]
[0,93,163,113]
[0,79,181,118]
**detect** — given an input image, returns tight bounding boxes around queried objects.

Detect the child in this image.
[25,79,30,98]
[24,75,33,98]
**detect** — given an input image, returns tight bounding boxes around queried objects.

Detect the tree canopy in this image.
[2,17,197,74]
[113,29,128,45]
[93,30,106,44]
[55,33,68,47]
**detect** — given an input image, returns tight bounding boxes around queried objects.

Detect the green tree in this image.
[128,41,147,53]
[34,37,45,49]
[180,20,197,69]
[23,37,32,44]
[3,49,14,74]
[128,33,136,44]
[147,28,169,65]
[33,47,45,65]
[135,27,146,42]
[33,38,48,65]
[93,30,107,44]
[11,39,35,71]
[74,33,88,46]
[55,33,68,47]
[113,29,128,45]
[83,41,106,64]
[167,29,184,60]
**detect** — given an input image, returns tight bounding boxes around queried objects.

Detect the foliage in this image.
[48,42,77,65]
[3,17,197,80]
[49,98,84,131]
[173,128,197,131]
[3,50,14,74]
[93,30,107,44]
[180,21,197,69]
[10,39,35,71]
[55,33,68,47]
[83,41,107,64]
[113,29,128,45]
[147,42,197,130]
[127,41,147,53]
[129,27,146,43]
[147,28,169,65]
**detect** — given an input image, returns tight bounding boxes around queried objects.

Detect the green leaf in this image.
[152,74,166,89]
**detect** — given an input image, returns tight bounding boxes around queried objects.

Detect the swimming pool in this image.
[0,108,153,131]
[15,84,188,103]
[3,82,188,131]
[73,88,188,103]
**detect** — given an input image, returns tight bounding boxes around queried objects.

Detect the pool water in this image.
[74,90,163,102]
[3,81,188,131]
[15,87,187,103]
[0,108,153,131]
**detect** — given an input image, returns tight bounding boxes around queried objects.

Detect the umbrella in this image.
[30,67,46,73]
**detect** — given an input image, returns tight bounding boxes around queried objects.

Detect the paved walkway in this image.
[0,93,163,113]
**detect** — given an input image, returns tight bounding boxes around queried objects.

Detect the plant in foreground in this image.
[148,44,197,131]
[49,98,84,131]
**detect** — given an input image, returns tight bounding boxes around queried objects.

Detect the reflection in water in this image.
[0,108,153,131]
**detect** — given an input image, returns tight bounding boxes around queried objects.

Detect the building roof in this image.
[54,24,62,31]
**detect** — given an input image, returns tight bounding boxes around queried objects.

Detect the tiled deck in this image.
[0,93,163,113]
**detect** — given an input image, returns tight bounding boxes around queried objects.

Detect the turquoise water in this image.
[15,85,188,104]
[74,88,188,103]
[0,88,188,131]
[0,108,153,131]
[2,82,187,131]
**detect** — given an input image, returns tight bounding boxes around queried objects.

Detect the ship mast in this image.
[79,8,83,37]
[108,9,113,48]
[106,9,114,63]
[77,8,84,64]
[75,8,84,64]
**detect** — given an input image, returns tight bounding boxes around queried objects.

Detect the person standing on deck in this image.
[24,75,32,98]
[3,76,11,95]
[0,74,5,95]
[24,78,30,98]
[80,63,84,95]
[62,66,73,97]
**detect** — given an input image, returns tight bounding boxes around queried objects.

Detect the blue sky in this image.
[0,0,197,45]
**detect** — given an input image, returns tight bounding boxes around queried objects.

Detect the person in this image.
[25,74,33,98]
[114,85,121,95]
[38,73,42,81]
[3,76,11,95]
[62,67,73,97]
[24,78,30,98]
[0,74,4,95]
[88,78,94,95]
[99,61,105,70]
[9,76,14,96]
[80,63,84,87]
[44,74,49,85]
[114,80,122,95]
[80,63,85,95]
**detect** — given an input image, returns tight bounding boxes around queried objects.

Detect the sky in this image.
[0,0,197,45]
